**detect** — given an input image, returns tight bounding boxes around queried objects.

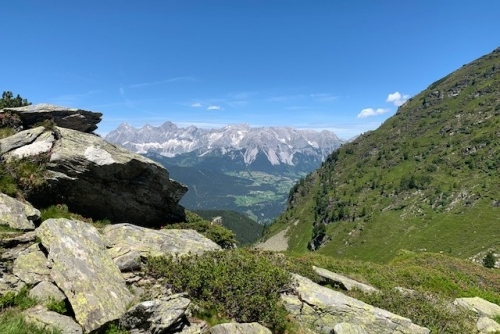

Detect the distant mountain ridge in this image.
[105,122,343,168]
[105,122,343,224]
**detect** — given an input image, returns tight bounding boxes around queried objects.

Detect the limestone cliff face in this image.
[0,126,188,227]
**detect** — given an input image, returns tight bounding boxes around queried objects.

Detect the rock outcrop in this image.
[282,274,429,334]
[1,103,102,133]
[0,126,188,226]
[209,322,272,334]
[36,219,133,332]
[23,305,83,334]
[0,193,40,231]
[312,266,379,294]
[103,223,221,268]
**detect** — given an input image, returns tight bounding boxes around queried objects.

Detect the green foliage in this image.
[0,91,31,109]
[45,298,67,314]
[0,285,38,310]
[271,47,500,263]
[0,154,49,198]
[102,323,128,334]
[0,310,61,334]
[146,249,290,333]
[40,204,111,228]
[483,251,497,268]
[164,211,237,248]
[193,209,263,245]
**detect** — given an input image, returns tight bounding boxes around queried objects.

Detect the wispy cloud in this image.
[50,90,101,107]
[191,102,203,107]
[207,105,222,110]
[129,76,197,88]
[386,91,409,107]
[266,94,306,102]
[310,93,337,102]
[357,108,390,118]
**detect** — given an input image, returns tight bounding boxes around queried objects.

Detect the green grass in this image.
[0,310,62,334]
[270,47,500,263]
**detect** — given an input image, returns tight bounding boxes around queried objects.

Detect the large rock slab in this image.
[282,274,429,334]
[0,126,187,227]
[453,297,500,318]
[37,218,133,333]
[23,305,83,334]
[313,266,379,294]
[0,193,40,231]
[1,103,102,133]
[210,322,272,334]
[103,223,221,265]
[120,294,191,333]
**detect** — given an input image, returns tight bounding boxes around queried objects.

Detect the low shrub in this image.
[146,249,290,333]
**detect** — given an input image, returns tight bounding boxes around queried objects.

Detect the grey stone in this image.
[13,244,51,284]
[29,281,66,304]
[333,323,368,334]
[210,322,272,334]
[37,218,133,333]
[0,126,188,227]
[0,193,40,230]
[120,294,191,333]
[23,305,83,334]
[477,316,500,333]
[313,266,379,294]
[453,297,500,318]
[1,103,102,133]
[103,223,221,259]
[282,274,429,334]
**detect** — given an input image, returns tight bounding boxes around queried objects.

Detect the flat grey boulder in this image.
[282,274,429,334]
[29,281,66,304]
[103,224,221,265]
[1,103,102,133]
[23,305,83,334]
[120,294,191,333]
[453,297,500,318]
[312,266,379,294]
[477,316,500,333]
[0,126,188,227]
[0,193,40,231]
[37,218,133,333]
[210,322,272,334]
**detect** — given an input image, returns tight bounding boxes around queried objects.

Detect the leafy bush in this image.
[163,211,237,249]
[146,249,290,333]
[483,252,497,268]
[0,154,49,197]
[40,204,111,228]
[45,298,67,314]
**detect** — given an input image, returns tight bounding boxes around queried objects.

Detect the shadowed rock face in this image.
[1,104,102,133]
[0,126,187,227]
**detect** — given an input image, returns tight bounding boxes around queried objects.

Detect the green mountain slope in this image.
[192,209,264,245]
[269,47,500,263]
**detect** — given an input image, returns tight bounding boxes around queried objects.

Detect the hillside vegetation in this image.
[269,47,500,263]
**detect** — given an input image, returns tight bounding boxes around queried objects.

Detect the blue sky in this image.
[2,1,500,139]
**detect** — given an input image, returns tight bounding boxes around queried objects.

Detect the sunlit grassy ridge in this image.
[269,47,500,263]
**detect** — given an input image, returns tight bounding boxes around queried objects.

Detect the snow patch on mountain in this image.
[105,122,343,166]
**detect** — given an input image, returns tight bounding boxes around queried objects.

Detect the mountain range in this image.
[105,123,343,224]
[267,46,500,263]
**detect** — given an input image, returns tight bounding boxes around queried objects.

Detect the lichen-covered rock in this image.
[12,244,51,284]
[120,294,191,333]
[1,103,102,133]
[0,193,40,231]
[313,266,379,294]
[0,126,188,227]
[23,305,83,334]
[29,281,66,304]
[209,322,272,334]
[333,323,369,334]
[103,223,221,260]
[282,274,429,334]
[37,218,133,333]
[454,297,500,318]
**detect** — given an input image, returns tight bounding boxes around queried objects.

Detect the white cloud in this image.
[207,105,221,110]
[386,91,410,107]
[191,102,202,107]
[357,108,390,118]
